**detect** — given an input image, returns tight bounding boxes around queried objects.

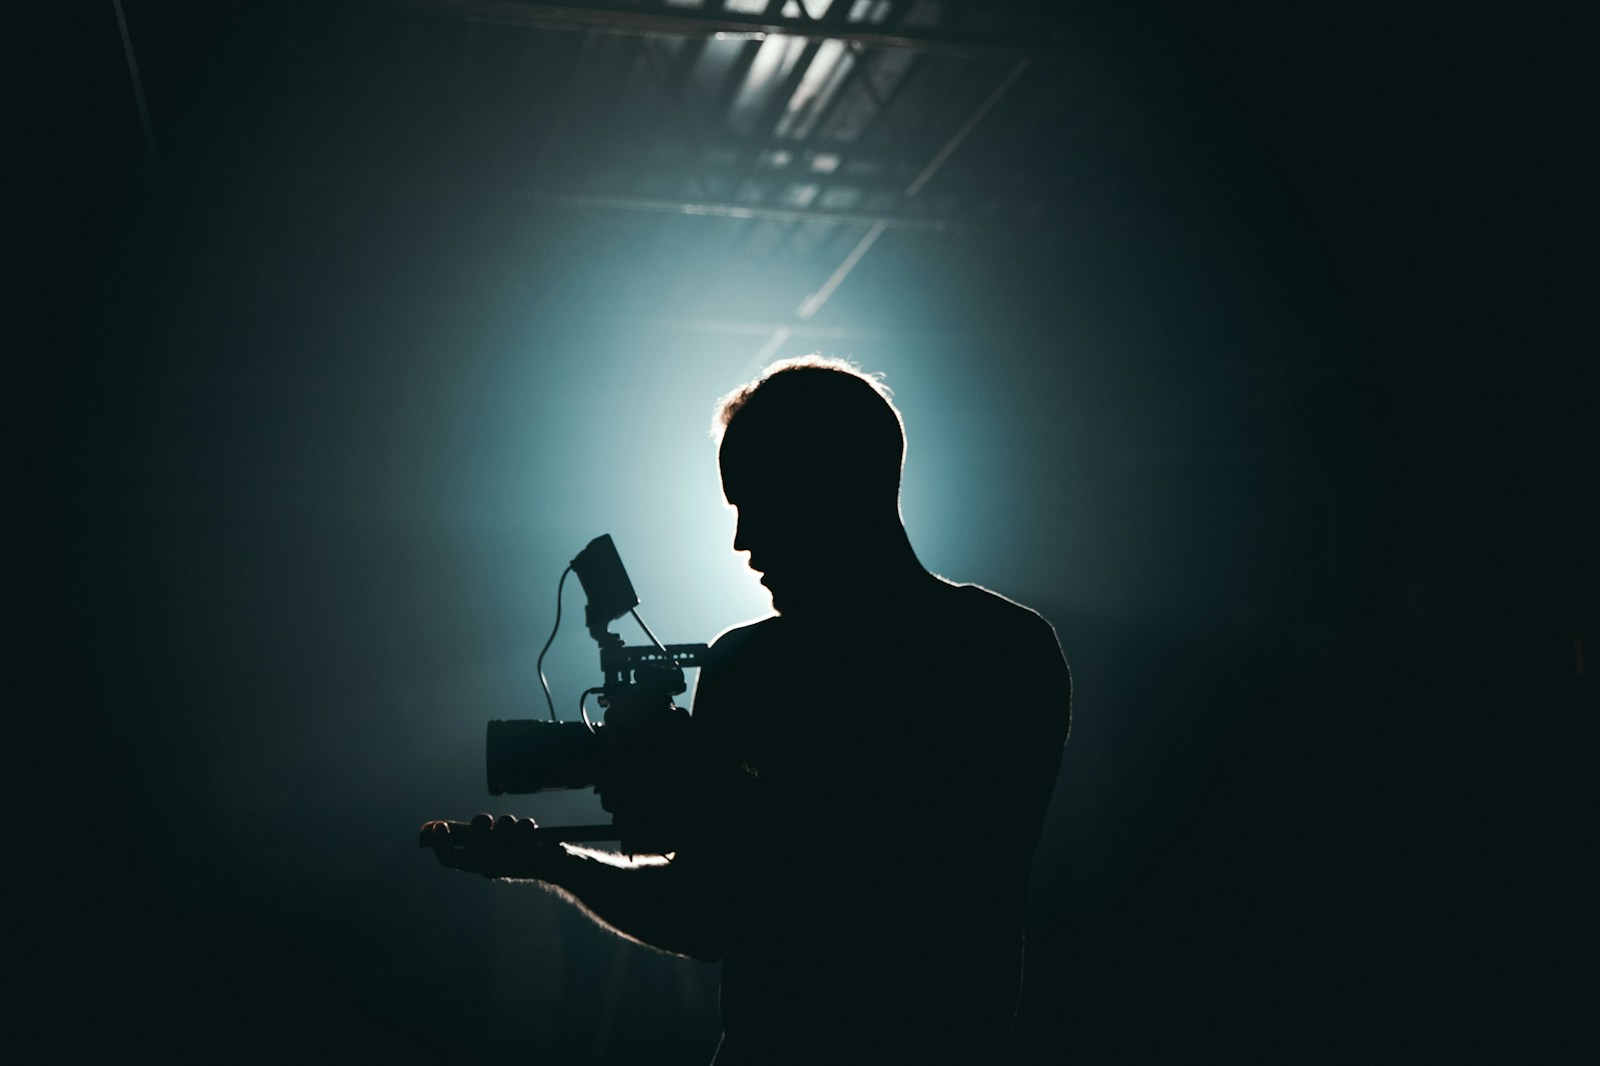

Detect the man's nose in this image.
[733,510,771,559]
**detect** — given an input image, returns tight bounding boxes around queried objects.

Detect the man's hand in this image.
[421,814,563,880]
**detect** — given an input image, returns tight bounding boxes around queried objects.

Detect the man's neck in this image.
[775,525,934,621]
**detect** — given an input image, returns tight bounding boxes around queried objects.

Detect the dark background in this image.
[21,2,1592,1062]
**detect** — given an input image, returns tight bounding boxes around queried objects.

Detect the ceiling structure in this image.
[112,0,1228,361]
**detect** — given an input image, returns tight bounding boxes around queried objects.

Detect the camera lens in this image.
[486,719,604,795]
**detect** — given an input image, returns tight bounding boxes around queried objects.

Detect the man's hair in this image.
[714,355,906,504]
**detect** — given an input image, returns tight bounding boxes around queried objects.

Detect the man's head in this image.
[713,357,909,612]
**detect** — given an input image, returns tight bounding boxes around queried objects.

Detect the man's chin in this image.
[762,578,823,617]
[759,576,791,614]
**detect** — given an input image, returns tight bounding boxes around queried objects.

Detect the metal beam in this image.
[112,0,160,166]
[500,189,1006,233]
[646,317,1048,348]
[369,0,1073,60]
[182,164,1043,233]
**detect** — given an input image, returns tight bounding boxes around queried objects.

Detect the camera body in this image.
[485,640,709,795]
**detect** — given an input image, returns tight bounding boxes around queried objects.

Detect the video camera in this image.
[428,534,709,852]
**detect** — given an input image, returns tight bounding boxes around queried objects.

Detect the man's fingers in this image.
[425,824,474,871]
[423,814,549,877]
[419,820,450,847]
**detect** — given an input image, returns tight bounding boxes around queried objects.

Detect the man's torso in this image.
[691,576,1072,1061]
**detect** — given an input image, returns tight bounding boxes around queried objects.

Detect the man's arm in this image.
[422,814,731,961]
[541,842,731,961]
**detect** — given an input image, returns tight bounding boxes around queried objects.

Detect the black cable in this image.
[629,607,669,654]
[628,608,690,719]
[579,687,602,732]
[537,566,572,722]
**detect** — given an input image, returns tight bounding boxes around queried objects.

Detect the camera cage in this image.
[571,533,710,718]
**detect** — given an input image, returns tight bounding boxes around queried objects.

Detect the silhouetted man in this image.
[428,358,1071,1064]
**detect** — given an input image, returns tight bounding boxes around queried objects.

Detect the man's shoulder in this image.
[709,614,781,648]
[936,579,1059,641]
[934,580,1069,687]
[693,616,785,719]
[705,614,786,670]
